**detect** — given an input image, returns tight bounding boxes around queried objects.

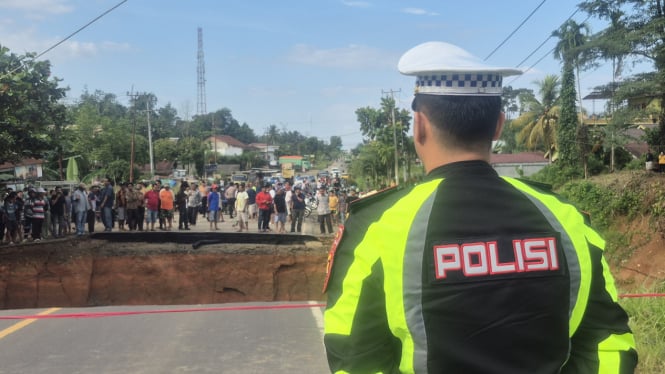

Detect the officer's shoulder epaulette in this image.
[347,185,406,214]
[514,178,553,192]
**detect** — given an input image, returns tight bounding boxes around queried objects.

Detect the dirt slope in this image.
[587,171,665,289]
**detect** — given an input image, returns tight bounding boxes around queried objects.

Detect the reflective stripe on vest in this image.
[502,177,590,335]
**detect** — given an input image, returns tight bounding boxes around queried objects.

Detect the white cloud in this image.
[0,16,131,60]
[0,0,74,15]
[100,41,132,52]
[288,44,396,70]
[402,8,439,16]
[341,0,371,8]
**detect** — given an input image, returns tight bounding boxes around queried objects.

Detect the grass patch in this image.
[620,283,665,374]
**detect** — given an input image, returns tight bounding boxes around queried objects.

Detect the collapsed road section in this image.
[0,232,329,310]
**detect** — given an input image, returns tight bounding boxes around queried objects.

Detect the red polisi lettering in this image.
[488,241,517,274]
[461,243,489,277]
[523,238,550,272]
[433,237,560,280]
[434,245,462,279]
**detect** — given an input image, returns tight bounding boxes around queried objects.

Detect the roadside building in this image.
[490,152,549,178]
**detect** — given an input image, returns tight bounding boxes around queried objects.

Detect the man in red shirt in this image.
[144,183,160,232]
[255,183,273,232]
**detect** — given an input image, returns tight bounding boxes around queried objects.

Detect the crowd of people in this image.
[0,174,358,244]
[0,185,71,245]
[204,176,357,235]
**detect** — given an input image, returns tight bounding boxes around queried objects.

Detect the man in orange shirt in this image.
[159,183,174,230]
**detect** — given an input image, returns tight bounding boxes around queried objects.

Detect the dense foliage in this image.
[0,45,68,164]
[351,96,417,189]
[580,0,665,150]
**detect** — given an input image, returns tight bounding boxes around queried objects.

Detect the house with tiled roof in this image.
[0,158,44,181]
[205,135,253,157]
[490,152,549,178]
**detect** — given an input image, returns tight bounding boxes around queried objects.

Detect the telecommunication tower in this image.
[197,27,207,116]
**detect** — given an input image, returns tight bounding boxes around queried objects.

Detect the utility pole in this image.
[147,100,154,177]
[126,91,154,178]
[383,89,401,186]
[212,115,217,164]
[126,89,138,182]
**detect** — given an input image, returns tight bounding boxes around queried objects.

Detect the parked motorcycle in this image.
[304,193,318,218]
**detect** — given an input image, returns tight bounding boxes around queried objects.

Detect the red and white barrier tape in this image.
[1,295,664,321]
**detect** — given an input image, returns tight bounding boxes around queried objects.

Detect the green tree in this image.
[355,96,411,183]
[350,141,394,189]
[603,107,639,172]
[329,136,343,157]
[553,19,591,168]
[499,87,535,153]
[189,109,257,145]
[175,137,208,175]
[502,86,534,119]
[510,75,561,162]
[154,138,179,163]
[70,90,150,177]
[579,0,665,149]
[557,65,580,167]
[152,103,179,140]
[0,45,68,164]
[104,159,132,185]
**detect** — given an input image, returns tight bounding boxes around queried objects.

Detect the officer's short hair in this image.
[413,94,501,151]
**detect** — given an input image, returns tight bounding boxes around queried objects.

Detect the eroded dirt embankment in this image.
[0,232,329,309]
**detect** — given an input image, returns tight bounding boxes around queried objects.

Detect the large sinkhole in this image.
[0,232,329,310]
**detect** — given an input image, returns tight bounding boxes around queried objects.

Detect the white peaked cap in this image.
[398,41,523,96]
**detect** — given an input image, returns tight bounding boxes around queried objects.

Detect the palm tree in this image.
[553,19,591,169]
[511,75,561,163]
[553,19,591,113]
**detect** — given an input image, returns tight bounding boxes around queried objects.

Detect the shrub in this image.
[529,164,584,189]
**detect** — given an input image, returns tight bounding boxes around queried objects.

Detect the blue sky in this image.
[0,0,639,149]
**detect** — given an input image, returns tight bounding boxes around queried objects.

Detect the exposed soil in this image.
[582,171,665,290]
[611,217,665,288]
[0,232,329,309]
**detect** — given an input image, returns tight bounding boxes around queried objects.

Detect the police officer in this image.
[323,42,637,373]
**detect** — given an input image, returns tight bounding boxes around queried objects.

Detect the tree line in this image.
[6,0,665,185]
[498,1,665,179]
[0,44,342,183]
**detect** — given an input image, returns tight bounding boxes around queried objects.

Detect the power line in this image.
[0,0,129,80]
[506,46,557,86]
[508,11,592,86]
[513,8,580,68]
[34,0,129,61]
[484,0,548,61]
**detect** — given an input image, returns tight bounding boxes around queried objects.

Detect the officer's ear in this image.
[414,111,428,147]
[493,112,506,141]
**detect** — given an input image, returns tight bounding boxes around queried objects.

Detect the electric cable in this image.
[0,0,129,80]
[514,8,580,68]
[508,13,592,86]
[485,0,548,61]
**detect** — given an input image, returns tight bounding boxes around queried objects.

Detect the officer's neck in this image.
[420,146,490,174]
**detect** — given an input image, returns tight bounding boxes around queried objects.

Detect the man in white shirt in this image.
[284,181,293,222]
[234,183,249,232]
